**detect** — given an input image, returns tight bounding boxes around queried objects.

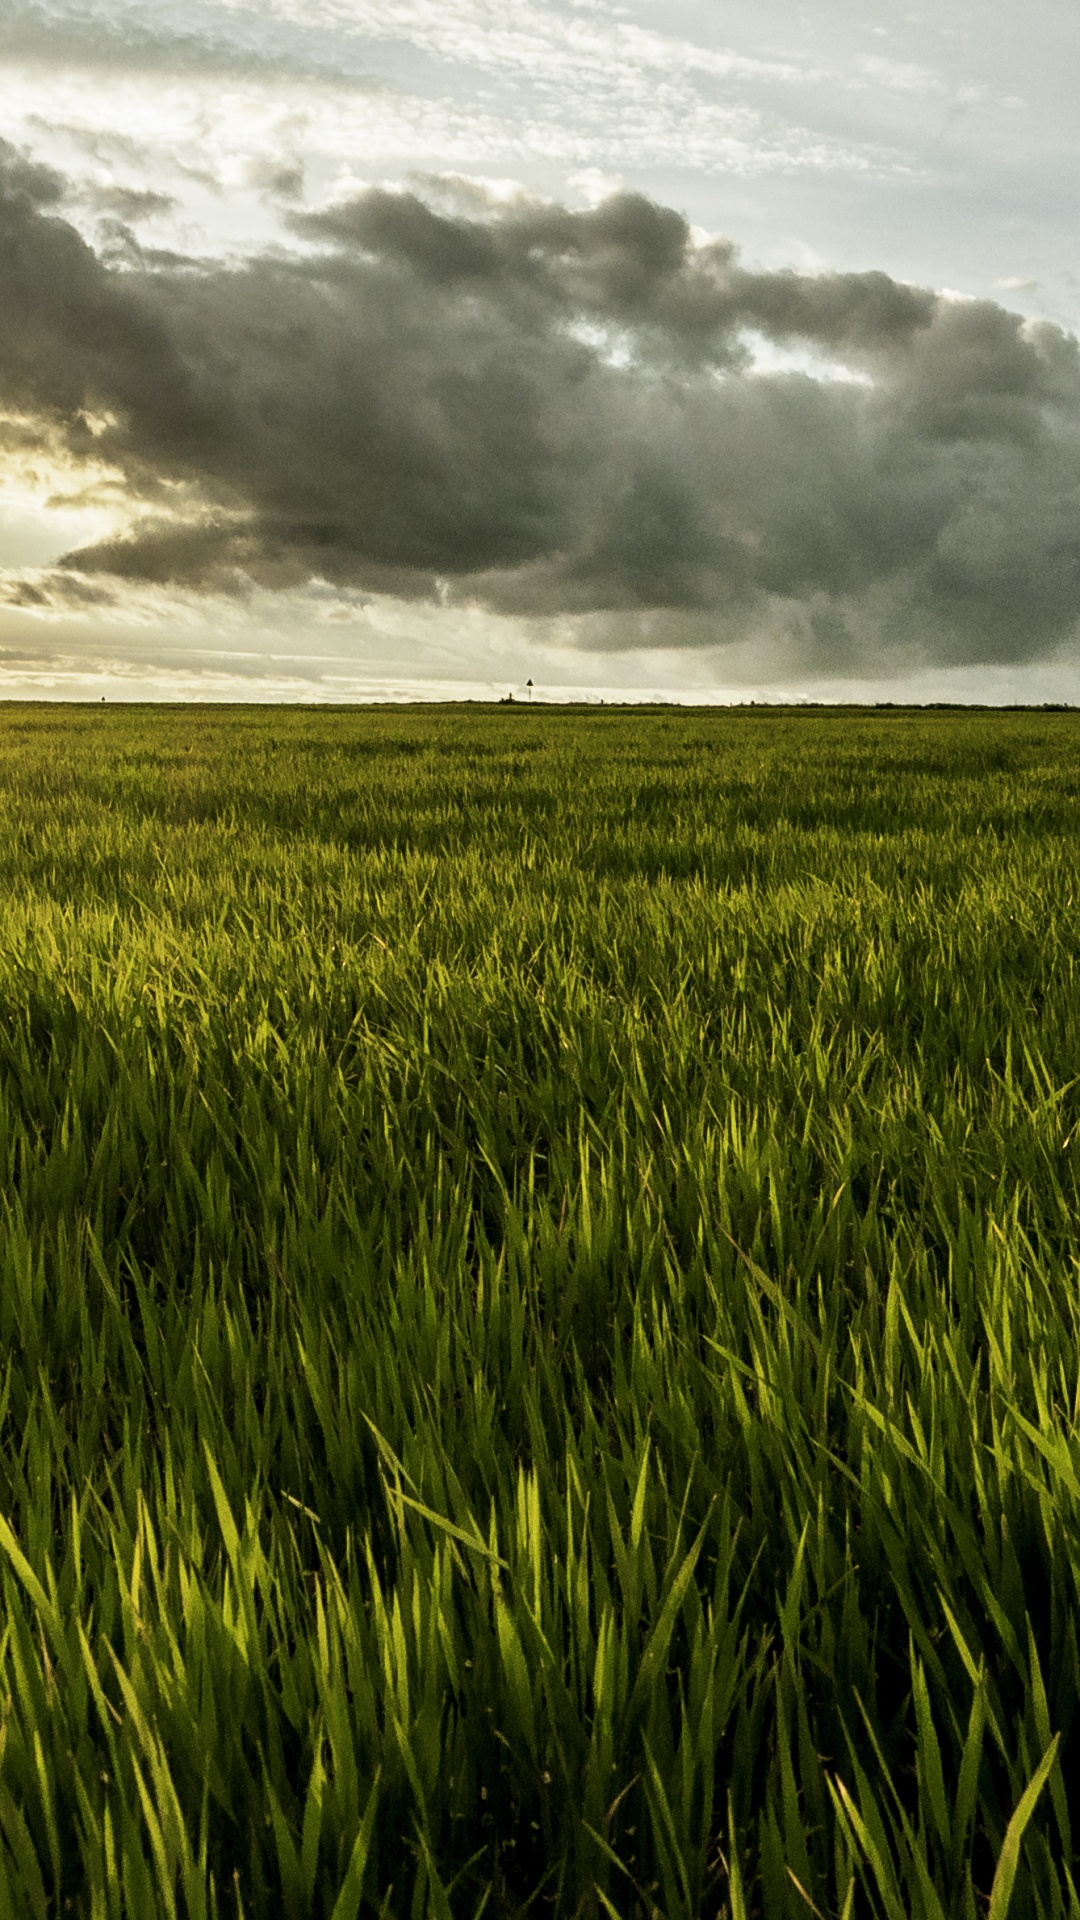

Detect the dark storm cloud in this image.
[0,142,206,431]
[4,143,1080,667]
[293,189,937,366]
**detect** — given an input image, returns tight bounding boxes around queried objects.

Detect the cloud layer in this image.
[4,141,1080,672]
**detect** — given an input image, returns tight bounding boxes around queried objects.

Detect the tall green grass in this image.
[0,701,1076,1916]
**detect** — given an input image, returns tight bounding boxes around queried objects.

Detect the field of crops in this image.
[0,701,1079,1918]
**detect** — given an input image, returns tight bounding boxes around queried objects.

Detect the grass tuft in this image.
[0,702,1073,1915]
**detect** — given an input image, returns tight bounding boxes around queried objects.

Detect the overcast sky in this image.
[2,0,1079,702]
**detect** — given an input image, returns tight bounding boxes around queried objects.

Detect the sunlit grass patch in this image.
[0,702,1075,1915]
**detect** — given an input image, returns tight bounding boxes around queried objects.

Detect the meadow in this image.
[0,700,1077,1918]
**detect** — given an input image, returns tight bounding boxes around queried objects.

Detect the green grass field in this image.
[0,701,1078,1918]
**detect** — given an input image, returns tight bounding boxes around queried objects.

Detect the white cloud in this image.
[1,0,918,263]
[214,0,812,89]
[0,58,902,281]
[738,332,875,386]
[855,56,944,94]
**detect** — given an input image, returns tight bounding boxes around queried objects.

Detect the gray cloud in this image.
[3,142,1080,669]
[85,185,177,220]
[0,0,384,85]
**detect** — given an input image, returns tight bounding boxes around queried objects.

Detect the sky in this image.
[1,0,1080,703]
